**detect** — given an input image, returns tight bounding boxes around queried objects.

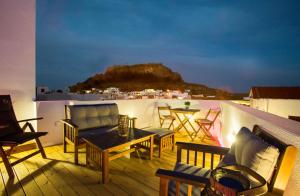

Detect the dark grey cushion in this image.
[233,127,253,164]
[68,103,119,130]
[219,127,279,181]
[217,127,250,167]
[240,131,279,181]
[78,126,117,138]
[217,153,236,168]
[169,163,211,196]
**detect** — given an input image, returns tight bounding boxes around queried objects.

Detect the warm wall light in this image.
[227,132,236,144]
[127,111,134,118]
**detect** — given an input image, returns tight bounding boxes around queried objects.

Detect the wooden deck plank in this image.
[50,145,115,196]
[111,159,159,192]
[33,157,79,195]
[110,173,155,195]
[22,159,61,196]
[0,164,7,196]
[53,145,150,195]
[12,159,43,196]
[0,156,25,196]
[1,132,218,196]
[38,157,94,196]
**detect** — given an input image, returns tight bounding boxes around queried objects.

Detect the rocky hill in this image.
[69,63,233,99]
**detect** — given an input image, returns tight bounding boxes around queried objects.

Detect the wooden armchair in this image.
[0,95,47,178]
[156,125,297,196]
[156,142,229,195]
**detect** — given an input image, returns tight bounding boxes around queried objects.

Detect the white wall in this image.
[251,99,300,119]
[36,99,221,146]
[0,1,36,122]
[221,101,300,195]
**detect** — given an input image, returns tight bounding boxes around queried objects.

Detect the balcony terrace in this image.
[1,99,300,195]
[1,1,300,195]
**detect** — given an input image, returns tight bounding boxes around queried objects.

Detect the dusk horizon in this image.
[37,0,300,93]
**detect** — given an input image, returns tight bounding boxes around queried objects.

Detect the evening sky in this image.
[37,0,300,92]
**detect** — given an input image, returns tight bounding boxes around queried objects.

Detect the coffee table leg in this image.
[102,150,109,183]
[149,136,154,160]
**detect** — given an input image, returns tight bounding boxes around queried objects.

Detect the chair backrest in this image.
[0,95,23,138]
[253,125,297,194]
[206,109,221,123]
[65,103,119,130]
[158,106,171,119]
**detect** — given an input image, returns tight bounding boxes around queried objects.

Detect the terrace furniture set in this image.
[158,106,221,142]
[168,107,221,142]
[61,103,175,183]
[0,96,297,195]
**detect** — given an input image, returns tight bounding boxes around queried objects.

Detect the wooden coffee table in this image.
[82,129,155,184]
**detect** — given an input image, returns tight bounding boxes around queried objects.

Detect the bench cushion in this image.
[68,103,119,130]
[169,163,211,196]
[241,132,280,181]
[222,127,280,181]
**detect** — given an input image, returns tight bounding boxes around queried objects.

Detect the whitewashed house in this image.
[249,86,300,120]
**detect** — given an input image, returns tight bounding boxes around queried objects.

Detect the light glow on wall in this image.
[188,114,195,121]
[227,132,236,144]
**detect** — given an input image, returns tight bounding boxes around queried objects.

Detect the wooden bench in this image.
[61,103,121,164]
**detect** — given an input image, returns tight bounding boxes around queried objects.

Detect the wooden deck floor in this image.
[0,133,217,196]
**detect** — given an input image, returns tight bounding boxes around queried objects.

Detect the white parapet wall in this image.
[36,99,222,146]
[0,1,36,123]
[220,101,300,195]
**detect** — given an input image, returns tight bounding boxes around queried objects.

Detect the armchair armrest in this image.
[61,119,79,143]
[156,169,209,187]
[18,117,43,123]
[176,142,230,154]
[19,117,44,132]
[60,119,78,128]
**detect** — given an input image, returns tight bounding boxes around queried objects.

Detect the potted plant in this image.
[184,101,191,109]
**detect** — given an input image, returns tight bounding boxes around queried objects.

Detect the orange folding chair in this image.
[158,106,175,130]
[195,109,220,141]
